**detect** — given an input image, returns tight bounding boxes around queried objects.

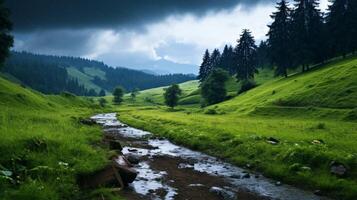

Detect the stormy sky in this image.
[6,0,330,74]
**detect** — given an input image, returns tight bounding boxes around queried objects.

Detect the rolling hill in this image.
[115,56,357,199]
[1,51,195,96]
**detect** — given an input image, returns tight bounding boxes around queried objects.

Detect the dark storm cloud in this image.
[6,0,274,32]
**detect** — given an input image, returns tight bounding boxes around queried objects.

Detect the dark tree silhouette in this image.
[220,45,236,75]
[326,0,349,58]
[197,49,211,82]
[99,89,106,97]
[234,29,258,81]
[201,69,229,106]
[98,98,107,107]
[291,0,325,72]
[164,84,182,109]
[0,0,13,67]
[113,86,125,104]
[267,0,292,77]
[210,48,221,70]
[256,41,271,69]
[346,0,357,54]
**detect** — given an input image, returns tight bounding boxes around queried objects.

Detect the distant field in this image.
[114,57,357,199]
[67,67,105,93]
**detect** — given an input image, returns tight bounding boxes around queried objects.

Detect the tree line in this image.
[1,51,195,96]
[198,0,357,106]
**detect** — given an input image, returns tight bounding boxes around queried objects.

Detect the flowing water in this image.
[91,113,330,200]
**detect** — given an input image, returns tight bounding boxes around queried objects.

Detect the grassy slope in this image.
[67,67,105,93]
[0,77,121,200]
[115,57,357,199]
[127,68,275,106]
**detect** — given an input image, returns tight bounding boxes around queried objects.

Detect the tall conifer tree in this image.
[0,0,13,67]
[291,0,325,71]
[234,29,257,81]
[267,0,292,77]
[197,49,211,82]
[326,0,349,57]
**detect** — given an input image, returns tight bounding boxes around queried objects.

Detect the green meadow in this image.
[0,76,122,200]
[113,57,357,199]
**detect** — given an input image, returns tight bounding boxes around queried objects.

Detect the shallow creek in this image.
[91,113,329,200]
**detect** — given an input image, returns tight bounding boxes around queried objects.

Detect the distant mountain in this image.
[121,58,198,75]
[1,51,196,96]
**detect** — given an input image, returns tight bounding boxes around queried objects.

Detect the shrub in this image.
[238,80,256,94]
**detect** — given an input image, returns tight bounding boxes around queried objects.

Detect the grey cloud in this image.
[6,0,274,32]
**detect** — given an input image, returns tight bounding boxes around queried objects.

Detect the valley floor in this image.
[115,105,357,200]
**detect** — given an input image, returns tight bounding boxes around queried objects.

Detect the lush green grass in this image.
[67,67,104,93]
[125,68,275,106]
[113,57,357,199]
[0,77,121,200]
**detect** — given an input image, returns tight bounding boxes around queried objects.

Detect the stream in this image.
[91,113,329,200]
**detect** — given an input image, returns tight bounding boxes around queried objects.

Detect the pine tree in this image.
[326,0,349,57]
[267,0,292,77]
[234,29,258,81]
[346,0,357,53]
[210,48,221,70]
[197,49,211,82]
[290,0,325,71]
[220,45,236,75]
[0,0,13,67]
[99,89,106,96]
[256,41,271,69]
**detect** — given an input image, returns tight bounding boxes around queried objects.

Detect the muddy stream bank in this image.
[91,113,329,200]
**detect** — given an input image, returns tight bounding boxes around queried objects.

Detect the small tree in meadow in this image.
[130,88,140,101]
[201,68,229,106]
[164,84,182,109]
[99,89,106,97]
[98,98,107,107]
[113,86,125,104]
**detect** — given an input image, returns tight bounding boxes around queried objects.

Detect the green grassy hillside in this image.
[127,68,275,106]
[67,67,106,93]
[115,57,357,199]
[0,77,120,200]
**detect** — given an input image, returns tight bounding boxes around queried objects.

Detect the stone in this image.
[80,119,96,126]
[242,173,250,179]
[126,154,140,165]
[109,140,122,151]
[330,161,348,177]
[230,174,241,179]
[275,181,282,186]
[209,186,237,200]
[267,137,279,145]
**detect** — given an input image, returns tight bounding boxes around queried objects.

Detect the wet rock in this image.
[255,174,260,178]
[128,148,138,152]
[209,186,237,200]
[275,181,282,186]
[314,190,323,196]
[311,139,324,145]
[330,161,348,177]
[230,174,241,179]
[188,183,205,187]
[109,140,122,151]
[80,119,96,126]
[267,137,279,145]
[126,154,140,165]
[242,173,250,179]
[79,159,137,189]
[178,163,194,169]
